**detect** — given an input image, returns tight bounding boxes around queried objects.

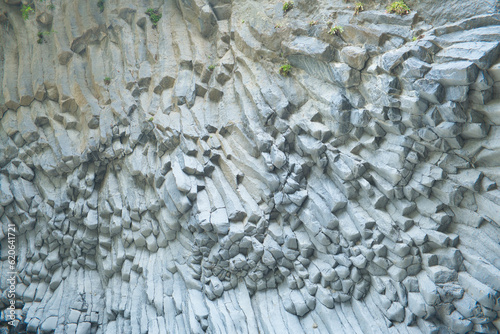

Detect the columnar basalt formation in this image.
[0,0,500,333]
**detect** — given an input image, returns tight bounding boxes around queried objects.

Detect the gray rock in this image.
[471,71,494,91]
[40,317,58,333]
[386,302,405,322]
[2,3,500,333]
[433,122,462,138]
[426,266,458,283]
[0,174,14,206]
[435,42,500,69]
[388,266,407,282]
[380,47,410,73]
[413,79,444,104]
[426,61,479,86]
[283,36,334,62]
[341,46,369,70]
[316,286,334,309]
[401,57,431,79]
[418,273,440,306]
[437,101,467,122]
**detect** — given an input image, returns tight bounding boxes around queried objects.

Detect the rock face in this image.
[0,0,500,333]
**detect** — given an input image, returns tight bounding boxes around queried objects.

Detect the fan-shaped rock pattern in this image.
[1,0,500,333]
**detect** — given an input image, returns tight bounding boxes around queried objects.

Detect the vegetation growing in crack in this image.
[146,8,162,28]
[354,2,364,15]
[37,30,54,44]
[21,1,55,20]
[21,4,34,20]
[309,20,318,26]
[104,77,111,85]
[283,1,294,14]
[387,1,410,15]
[208,65,216,71]
[97,0,105,13]
[412,35,423,42]
[329,25,344,36]
[279,64,292,76]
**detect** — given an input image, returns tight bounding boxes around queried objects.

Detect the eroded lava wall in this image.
[1,0,500,333]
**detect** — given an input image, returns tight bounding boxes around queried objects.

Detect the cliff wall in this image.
[1,0,500,333]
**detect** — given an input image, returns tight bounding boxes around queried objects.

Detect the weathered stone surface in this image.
[282,36,334,62]
[426,61,479,86]
[340,46,369,71]
[0,2,499,334]
[435,42,500,69]
[413,79,444,104]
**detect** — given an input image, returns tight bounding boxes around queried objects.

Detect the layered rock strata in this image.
[0,0,500,333]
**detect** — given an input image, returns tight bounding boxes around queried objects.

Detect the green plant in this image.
[47,4,55,9]
[279,64,292,76]
[146,8,162,27]
[412,36,417,41]
[37,30,55,44]
[329,25,344,36]
[387,1,410,15]
[309,20,318,26]
[148,117,154,122]
[97,0,104,13]
[21,4,34,20]
[104,77,111,85]
[39,30,55,36]
[274,23,282,29]
[354,2,364,15]
[283,1,294,13]
[208,65,215,71]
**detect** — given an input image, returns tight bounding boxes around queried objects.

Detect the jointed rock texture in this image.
[1,0,500,333]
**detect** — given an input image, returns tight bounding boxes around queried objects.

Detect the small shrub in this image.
[208,65,215,71]
[146,8,162,28]
[412,36,417,41]
[309,20,318,26]
[148,117,154,122]
[354,2,364,15]
[21,4,34,20]
[283,1,294,14]
[279,64,292,76]
[387,1,410,15]
[104,77,111,85]
[97,0,105,13]
[329,25,344,36]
